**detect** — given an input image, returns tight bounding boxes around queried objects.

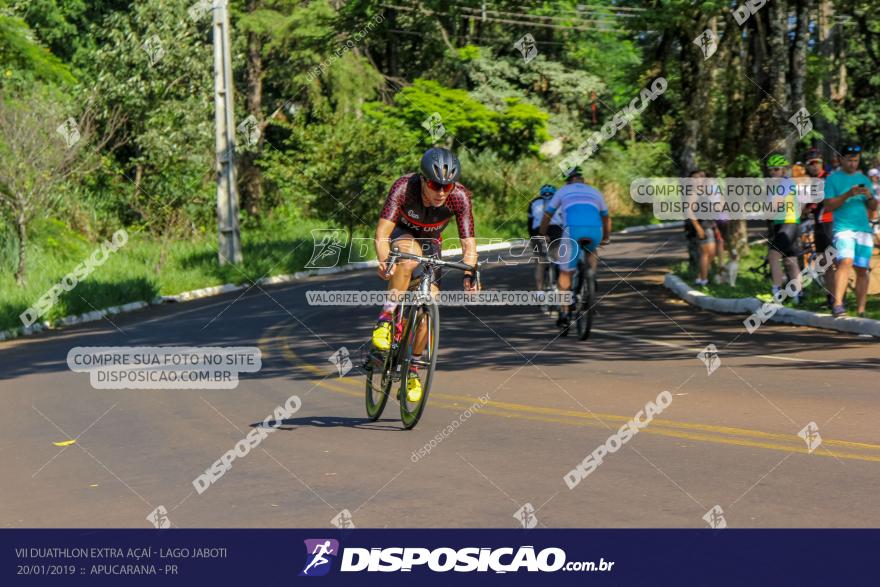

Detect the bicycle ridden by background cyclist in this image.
[539,167,611,329]
[527,184,563,293]
[371,147,479,402]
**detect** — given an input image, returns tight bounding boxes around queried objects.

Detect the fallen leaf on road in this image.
[53,439,76,447]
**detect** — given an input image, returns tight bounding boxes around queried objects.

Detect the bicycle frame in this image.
[364,247,479,428]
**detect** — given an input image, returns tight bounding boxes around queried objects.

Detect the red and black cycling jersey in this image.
[379,174,475,239]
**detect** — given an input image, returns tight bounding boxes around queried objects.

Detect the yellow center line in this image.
[260,322,880,463]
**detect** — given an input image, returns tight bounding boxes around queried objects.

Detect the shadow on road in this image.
[250,415,403,432]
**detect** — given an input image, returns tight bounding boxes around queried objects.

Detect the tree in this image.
[0,10,75,87]
[81,0,215,240]
[0,86,122,284]
[261,106,418,236]
[233,0,336,217]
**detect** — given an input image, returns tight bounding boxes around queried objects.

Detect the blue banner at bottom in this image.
[1,529,874,585]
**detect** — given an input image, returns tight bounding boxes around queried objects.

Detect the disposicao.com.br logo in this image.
[300,539,340,577]
[301,542,614,575]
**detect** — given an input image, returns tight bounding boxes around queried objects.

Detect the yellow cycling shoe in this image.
[405,374,423,403]
[372,321,392,351]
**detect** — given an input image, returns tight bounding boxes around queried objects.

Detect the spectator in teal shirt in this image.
[822,144,878,317]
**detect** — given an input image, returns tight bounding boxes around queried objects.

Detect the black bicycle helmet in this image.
[420,147,461,186]
[565,166,584,180]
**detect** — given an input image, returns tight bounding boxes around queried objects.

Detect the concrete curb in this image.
[663,273,880,338]
[0,239,522,343]
[619,221,684,234]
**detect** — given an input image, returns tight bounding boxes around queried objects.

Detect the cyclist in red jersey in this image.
[371,148,479,402]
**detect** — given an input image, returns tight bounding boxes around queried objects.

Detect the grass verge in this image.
[671,242,880,320]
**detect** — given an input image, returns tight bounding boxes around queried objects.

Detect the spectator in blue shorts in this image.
[822,144,878,317]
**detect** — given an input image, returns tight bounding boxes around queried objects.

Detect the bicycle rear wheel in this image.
[574,266,596,340]
[399,303,439,430]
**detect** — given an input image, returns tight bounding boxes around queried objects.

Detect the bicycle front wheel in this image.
[365,348,392,421]
[399,303,439,430]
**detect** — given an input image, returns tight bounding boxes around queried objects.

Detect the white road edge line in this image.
[591,328,830,363]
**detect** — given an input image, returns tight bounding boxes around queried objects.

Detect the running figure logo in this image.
[513,503,538,529]
[697,344,721,376]
[514,33,538,63]
[306,229,348,269]
[798,421,822,453]
[702,505,727,529]
[300,539,340,577]
[789,107,813,138]
[693,29,717,60]
[328,347,353,377]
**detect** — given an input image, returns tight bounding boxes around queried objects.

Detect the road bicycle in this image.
[535,237,559,315]
[363,247,479,430]
[560,238,601,341]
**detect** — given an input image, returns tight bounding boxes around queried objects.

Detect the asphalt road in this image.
[2,226,878,529]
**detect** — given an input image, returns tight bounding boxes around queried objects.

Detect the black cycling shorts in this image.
[528,224,563,241]
[390,226,443,287]
[529,224,563,255]
[770,223,801,257]
[813,221,834,254]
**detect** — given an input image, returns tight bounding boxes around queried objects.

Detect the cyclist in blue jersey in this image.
[539,167,611,328]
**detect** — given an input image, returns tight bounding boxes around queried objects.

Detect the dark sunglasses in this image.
[424,177,453,191]
[843,146,862,155]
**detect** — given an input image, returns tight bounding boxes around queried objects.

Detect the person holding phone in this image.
[822,144,878,317]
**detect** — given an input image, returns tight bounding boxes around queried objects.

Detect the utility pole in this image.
[213,0,243,265]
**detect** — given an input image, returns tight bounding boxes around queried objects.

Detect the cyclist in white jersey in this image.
[528,184,563,291]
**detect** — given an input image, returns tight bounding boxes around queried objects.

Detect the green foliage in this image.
[496,99,551,159]
[80,0,215,234]
[6,0,880,314]
[727,155,763,178]
[0,10,75,87]
[396,78,499,149]
[394,78,550,159]
[235,0,336,108]
[263,111,419,234]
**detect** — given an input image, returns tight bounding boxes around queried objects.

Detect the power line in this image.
[451,2,642,20]
[381,4,631,34]
[514,1,646,15]
[453,4,636,27]
[385,27,567,45]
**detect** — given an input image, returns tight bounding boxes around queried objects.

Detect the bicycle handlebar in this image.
[383,248,480,279]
